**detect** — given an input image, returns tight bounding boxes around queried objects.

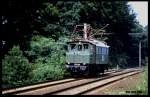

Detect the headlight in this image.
[83,63,86,65]
[80,66,87,70]
[65,65,69,68]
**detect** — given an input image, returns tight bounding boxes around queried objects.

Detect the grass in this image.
[134,66,148,95]
[105,65,148,95]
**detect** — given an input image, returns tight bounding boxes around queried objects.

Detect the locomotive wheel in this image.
[85,64,99,77]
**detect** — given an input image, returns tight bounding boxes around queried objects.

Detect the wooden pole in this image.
[139,40,141,68]
[84,23,87,39]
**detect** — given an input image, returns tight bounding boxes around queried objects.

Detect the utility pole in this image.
[83,23,88,40]
[128,33,144,68]
[139,40,141,68]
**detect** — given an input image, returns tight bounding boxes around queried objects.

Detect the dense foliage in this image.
[26,36,67,82]
[1,1,148,88]
[2,46,31,88]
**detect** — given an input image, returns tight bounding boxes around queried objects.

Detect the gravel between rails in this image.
[15,78,97,95]
[2,78,77,94]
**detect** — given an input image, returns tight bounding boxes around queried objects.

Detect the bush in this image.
[30,62,66,83]
[25,35,66,63]
[25,35,68,83]
[30,52,67,83]
[2,45,31,88]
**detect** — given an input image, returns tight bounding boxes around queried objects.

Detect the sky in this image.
[128,1,148,27]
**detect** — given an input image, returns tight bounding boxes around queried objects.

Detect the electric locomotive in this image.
[65,23,110,76]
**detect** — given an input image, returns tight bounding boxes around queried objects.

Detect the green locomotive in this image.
[65,23,110,76]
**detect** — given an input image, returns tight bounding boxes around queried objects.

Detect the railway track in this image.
[2,68,142,95]
[51,69,142,95]
[54,70,142,95]
[2,78,82,95]
[2,69,118,95]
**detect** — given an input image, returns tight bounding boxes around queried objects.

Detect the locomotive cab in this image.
[66,42,92,74]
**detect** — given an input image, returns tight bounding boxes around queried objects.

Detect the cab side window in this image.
[102,48,106,54]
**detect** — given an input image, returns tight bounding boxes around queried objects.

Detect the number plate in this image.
[74,64,80,66]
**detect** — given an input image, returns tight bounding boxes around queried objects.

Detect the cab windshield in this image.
[69,43,89,51]
[78,45,82,51]
[83,44,88,49]
[70,44,76,50]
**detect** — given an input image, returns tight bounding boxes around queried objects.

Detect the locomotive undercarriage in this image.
[65,63,108,76]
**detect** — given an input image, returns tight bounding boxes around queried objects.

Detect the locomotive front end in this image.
[65,42,92,74]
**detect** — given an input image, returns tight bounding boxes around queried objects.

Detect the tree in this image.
[2,45,31,88]
[78,1,139,67]
[1,0,44,59]
[25,35,67,82]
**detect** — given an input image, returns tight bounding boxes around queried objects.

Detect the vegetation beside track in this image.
[105,66,148,95]
[134,65,148,95]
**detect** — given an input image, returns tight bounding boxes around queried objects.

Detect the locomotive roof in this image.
[67,39,110,48]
